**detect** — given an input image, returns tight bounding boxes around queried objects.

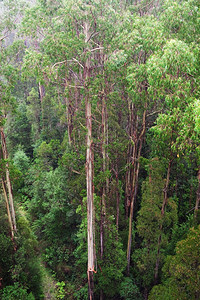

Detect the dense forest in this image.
[0,0,200,299]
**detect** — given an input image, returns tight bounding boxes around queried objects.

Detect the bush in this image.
[120,277,142,300]
[1,282,35,300]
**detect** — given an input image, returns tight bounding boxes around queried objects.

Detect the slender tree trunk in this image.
[39,82,45,104]
[2,178,14,238]
[86,90,95,300]
[127,107,146,275]
[100,96,106,260]
[194,167,200,219]
[154,159,172,283]
[125,149,132,219]
[125,100,134,219]
[39,82,45,130]
[84,21,95,300]
[127,140,141,275]
[115,164,120,231]
[1,127,17,234]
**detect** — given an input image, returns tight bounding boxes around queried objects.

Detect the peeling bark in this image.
[84,21,95,300]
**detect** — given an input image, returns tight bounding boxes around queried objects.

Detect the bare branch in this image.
[0,35,8,42]
[87,31,99,43]
[72,58,84,69]
[70,168,81,175]
[90,47,104,52]
[147,110,162,117]
[52,60,67,68]
[68,84,84,89]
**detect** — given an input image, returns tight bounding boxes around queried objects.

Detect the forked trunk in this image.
[127,107,146,274]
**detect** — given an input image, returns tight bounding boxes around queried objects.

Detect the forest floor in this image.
[40,259,57,300]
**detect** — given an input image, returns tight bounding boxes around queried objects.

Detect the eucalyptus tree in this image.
[160,0,200,44]
[147,37,199,281]
[21,0,123,298]
[117,13,165,274]
[135,158,177,297]
[149,225,200,300]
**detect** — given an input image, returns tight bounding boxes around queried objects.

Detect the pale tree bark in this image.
[100,94,107,260]
[84,21,95,300]
[39,82,45,102]
[99,42,108,300]
[0,127,17,234]
[2,178,14,238]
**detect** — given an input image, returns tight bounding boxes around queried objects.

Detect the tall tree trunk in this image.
[115,164,120,231]
[194,167,200,219]
[127,107,146,275]
[100,96,106,260]
[2,178,14,238]
[125,100,134,219]
[126,139,141,275]
[0,127,17,234]
[154,159,172,283]
[86,84,95,300]
[84,21,95,300]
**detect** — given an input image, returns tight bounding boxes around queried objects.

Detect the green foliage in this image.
[120,277,142,300]
[96,218,126,297]
[56,281,66,299]
[149,225,200,299]
[12,214,43,299]
[13,149,30,173]
[1,282,35,300]
[160,0,200,43]
[26,88,41,144]
[5,101,32,157]
[36,139,62,170]
[165,216,193,255]
[0,233,14,286]
[147,38,197,104]
[73,284,88,300]
[75,196,126,298]
[134,159,177,289]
